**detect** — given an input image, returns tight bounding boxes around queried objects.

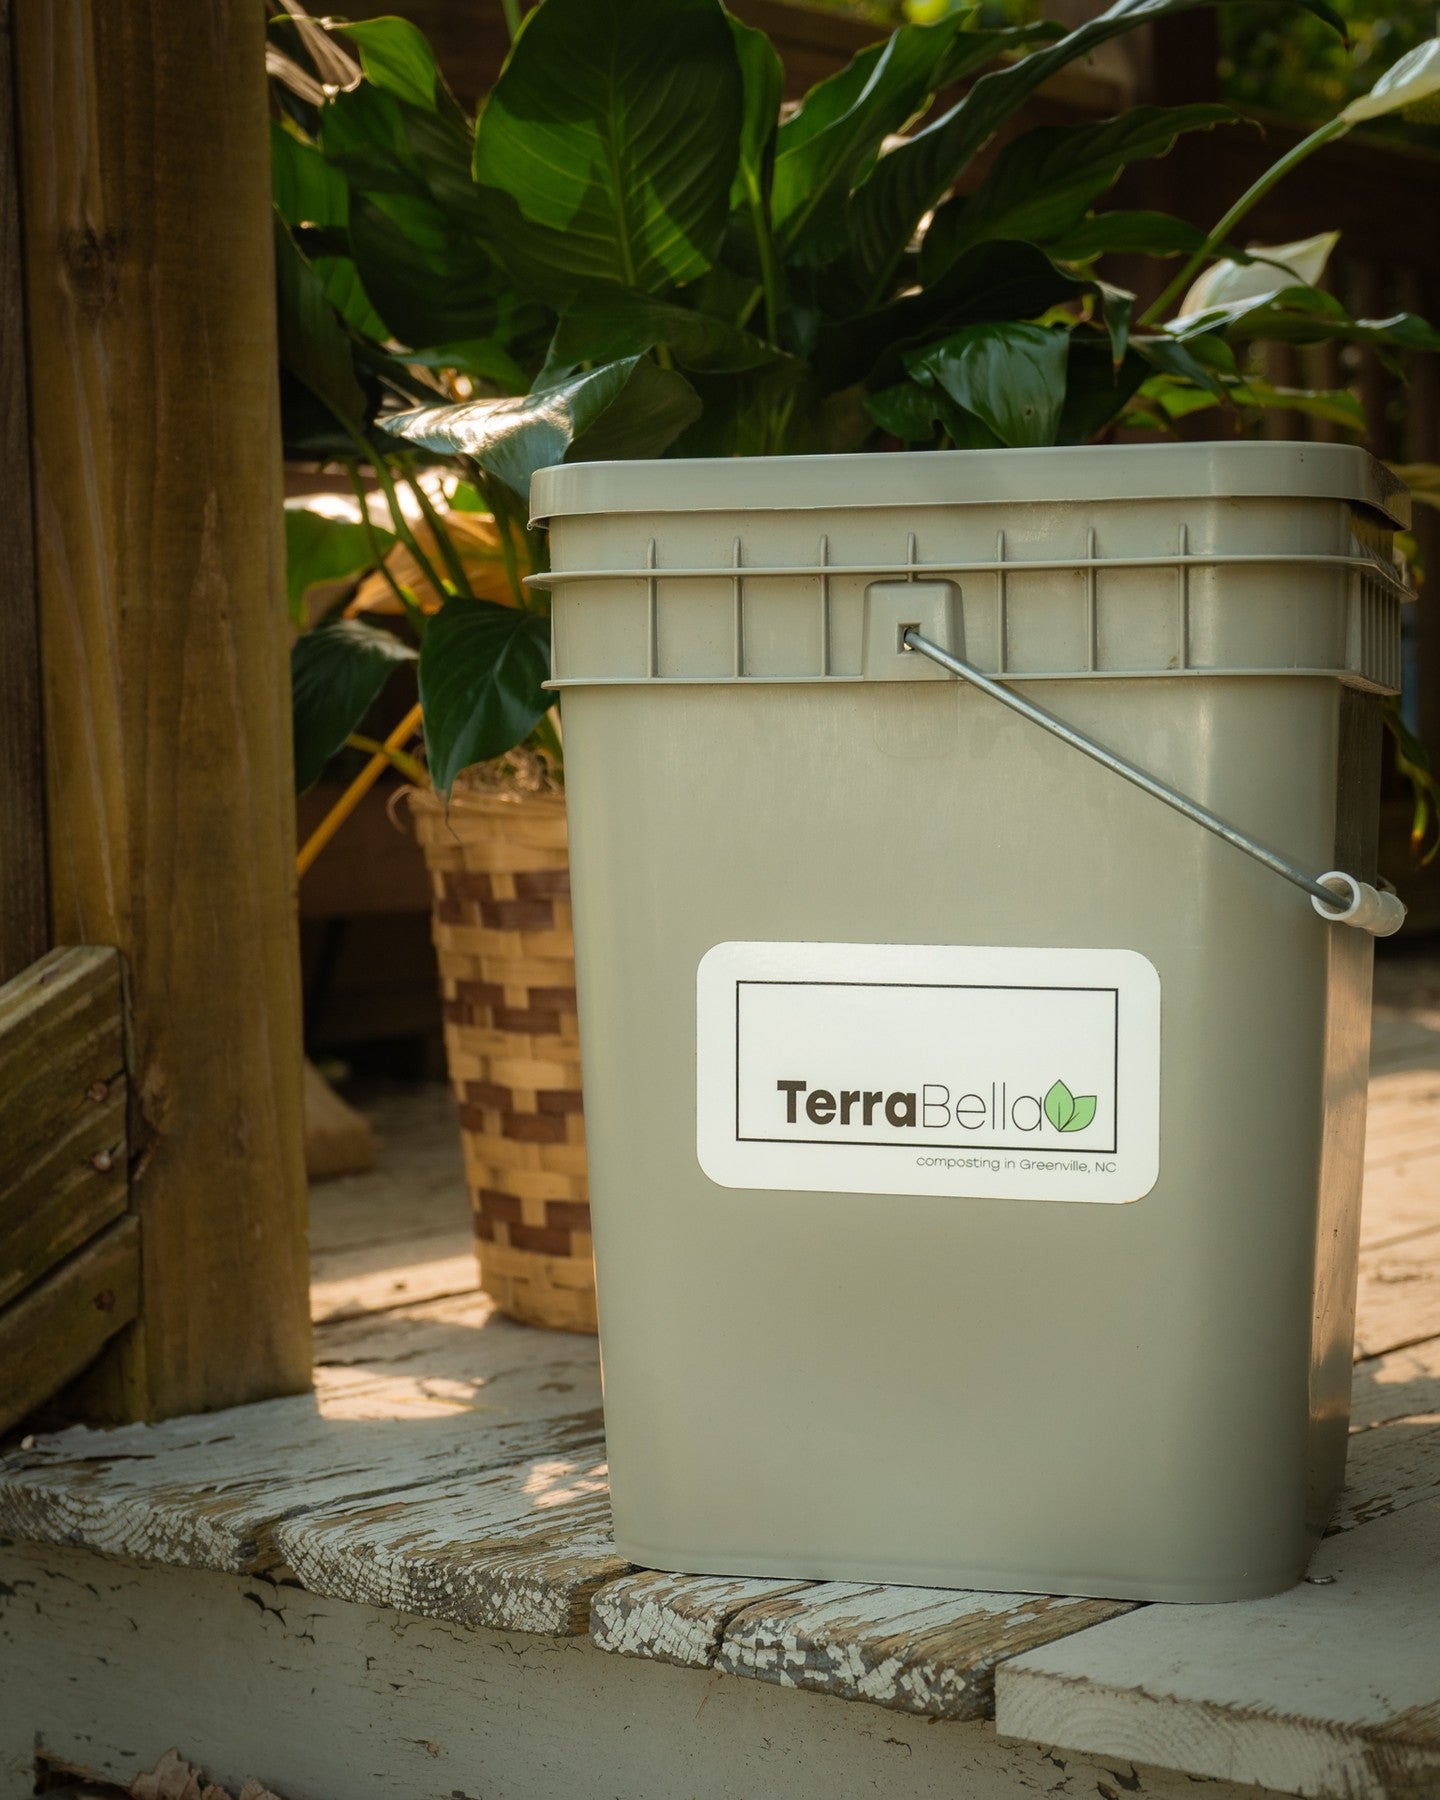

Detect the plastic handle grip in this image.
[1311,872,1407,938]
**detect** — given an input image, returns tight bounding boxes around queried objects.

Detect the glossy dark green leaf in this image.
[729,11,784,210]
[292,619,415,793]
[1045,210,1209,263]
[403,338,529,390]
[1174,284,1440,357]
[845,0,1347,306]
[565,357,704,462]
[330,16,466,122]
[864,380,999,447]
[866,380,945,443]
[307,252,390,341]
[815,238,1094,391]
[419,599,552,794]
[472,0,742,299]
[345,195,518,349]
[920,105,1233,279]
[274,217,368,435]
[386,356,700,499]
[772,17,1060,264]
[272,123,348,228]
[545,287,782,379]
[906,322,1068,448]
[1135,331,1235,398]
[1054,339,1148,443]
[317,77,523,351]
[284,503,394,626]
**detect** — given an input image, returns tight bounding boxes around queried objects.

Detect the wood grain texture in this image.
[996,1500,1440,1800]
[0,1215,138,1435]
[0,945,125,1310]
[715,1583,1133,1722]
[591,1571,812,1668]
[0,0,46,984]
[11,0,309,1418]
[0,1543,1272,1800]
[0,1287,612,1634]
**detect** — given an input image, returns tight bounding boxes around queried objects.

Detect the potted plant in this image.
[273,0,1440,1329]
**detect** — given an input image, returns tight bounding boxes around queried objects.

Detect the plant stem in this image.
[344,460,424,630]
[296,700,426,879]
[405,467,474,598]
[1141,115,1350,327]
[741,171,781,345]
[500,0,522,42]
[365,447,453,605]
[345,733,429,787]
[466,461,530,608]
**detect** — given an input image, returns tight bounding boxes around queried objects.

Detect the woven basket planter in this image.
[408,784,595,1334]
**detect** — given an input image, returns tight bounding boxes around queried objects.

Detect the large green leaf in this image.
[920,105,1233,279]
[726,12,786,307]
[291,619,416,794]
[1045,210,1209,263]
[347,194,522,349]
[329,16,467,123]
[771,17,1061,266]
[815,238,1095,391]
[284,502,394,626]
[865,378,1001,448]
[386,356,701,499]
[844,0,1347,307]
[1172,284,1440,358]
[318,80,521,351]
[419,599,552,794]
[472,0,743,299]
[1055,339,1149,443]
[274,217,367,436]
[544,287,782,379]
[906,322,1069,448]
[729,11,784,212]
[272,123,349,229]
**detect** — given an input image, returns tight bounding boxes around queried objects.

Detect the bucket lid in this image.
[530,441,1410,530]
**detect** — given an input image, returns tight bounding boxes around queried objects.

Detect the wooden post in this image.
[12,0,312,1417]
[0,0,47,984]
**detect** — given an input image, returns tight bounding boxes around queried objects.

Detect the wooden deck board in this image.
[995,1500,1440,1800]
[0,980,1437,1777]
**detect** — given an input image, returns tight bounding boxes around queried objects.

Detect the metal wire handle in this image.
[903,628,1406,939]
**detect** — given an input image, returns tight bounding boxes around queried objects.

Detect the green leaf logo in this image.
[1044,1080,1097,1133]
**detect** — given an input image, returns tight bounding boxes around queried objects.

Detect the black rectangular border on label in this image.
[734,980,1120,1156]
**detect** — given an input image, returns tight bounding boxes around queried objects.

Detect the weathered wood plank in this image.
[995,1500,1440,1800]
[1336,1410,1440,1533]
[272,1444,625,1635]
[12,0,310,1419]
[0,1292,599,1550]
[310,1239,477,1324]
[1352,1227,1440,1361]
[0,1542,1271,1800]
[1356,1155,1440,1253]
[305,1082,467,1258]
[0,1215,138,1435]
[592,1571,813,1668]
[1350,1335,1440,1431]
[714,1583,1133,1722]
[0,945,126,1309]
[0,0,46,985]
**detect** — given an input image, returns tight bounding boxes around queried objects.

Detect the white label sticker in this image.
[696,942,1160,1203]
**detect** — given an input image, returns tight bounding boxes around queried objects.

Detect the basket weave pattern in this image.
[409,786,595,1333]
